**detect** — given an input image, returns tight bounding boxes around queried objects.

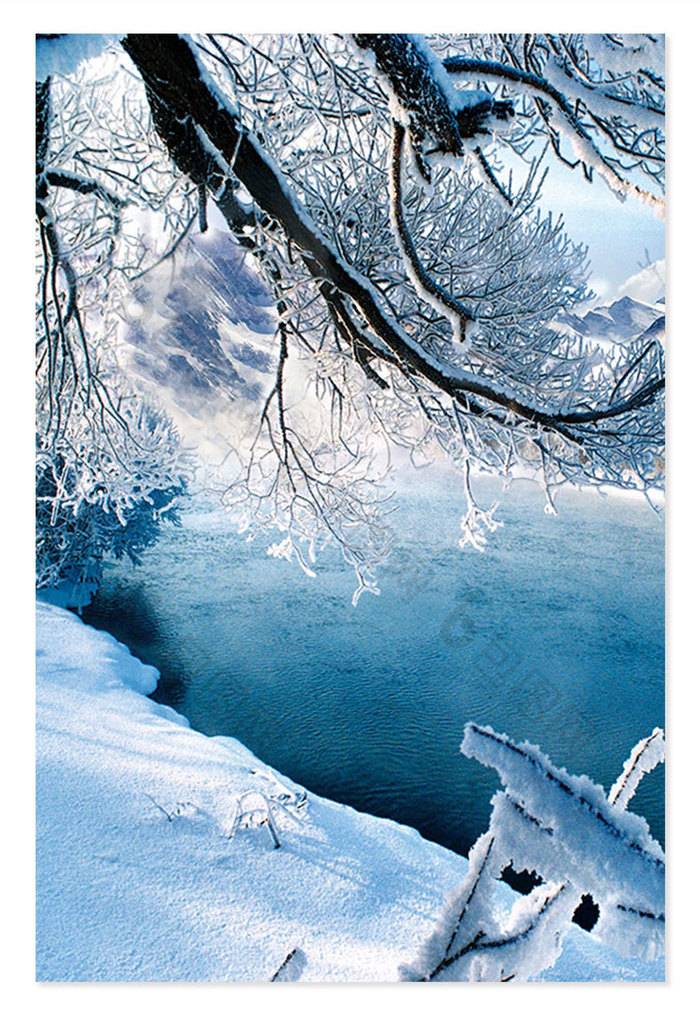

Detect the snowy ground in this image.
[36,600,663,982]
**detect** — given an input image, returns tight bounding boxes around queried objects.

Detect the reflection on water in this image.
[82,473,665,857]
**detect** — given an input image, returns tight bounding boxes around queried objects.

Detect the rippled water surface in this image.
[83,473,665,856]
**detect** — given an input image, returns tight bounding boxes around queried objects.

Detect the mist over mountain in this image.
[124,230,275,404]
[121,232,665,470]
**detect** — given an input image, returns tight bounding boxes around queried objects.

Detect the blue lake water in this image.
[82,471,665,857]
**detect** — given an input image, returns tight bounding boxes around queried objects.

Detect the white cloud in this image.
[611,260,665,306]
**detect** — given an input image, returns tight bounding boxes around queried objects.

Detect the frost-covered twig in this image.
[609,728,665,810]
[39,32,665,595]
[144,794,199,822]
[419,879,578,982]
[404,721,665,982]
[461,724,664,902]
[269,946,306,982]
[227,785,308,849]
[390,120,476,347]
[123,35,664,440]
[443,54,664,215]
[351,34,466,182]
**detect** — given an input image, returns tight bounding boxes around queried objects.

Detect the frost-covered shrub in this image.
[36,72,189,605]
[36,401,188,603]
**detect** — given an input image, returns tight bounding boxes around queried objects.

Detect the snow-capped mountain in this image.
[124,229,275,402]
[555,294,664,345]
[554,259,665,345]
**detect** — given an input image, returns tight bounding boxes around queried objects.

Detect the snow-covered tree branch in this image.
[35,64,189,600]
[36,32,665,595]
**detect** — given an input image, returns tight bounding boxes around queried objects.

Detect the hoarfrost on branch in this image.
[36,33,665,591]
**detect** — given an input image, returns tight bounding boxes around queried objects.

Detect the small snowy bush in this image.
[36,401,188,602]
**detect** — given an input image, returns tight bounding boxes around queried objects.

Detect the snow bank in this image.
[36,602,664,981]
[36,601,466,981]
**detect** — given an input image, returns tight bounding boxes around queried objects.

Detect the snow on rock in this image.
[36,600,466,982]
[555,294,664,345]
